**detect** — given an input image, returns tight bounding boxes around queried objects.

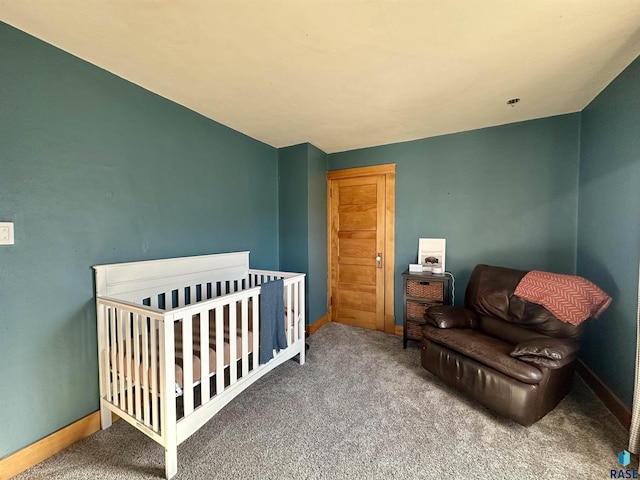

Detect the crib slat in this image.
[182,316,194,416]
[199,311,209,404]
[241,298,249,377]
[291,281,301,342]
[252,294,259,370]
[295,280,300,343]
[141,315,150,427]
[109,307,117,404]
[215,306,224,395]
[299,276,306,365]
[229,302,237,385]
[125,310,134,415]
[286,282,293,346]
[117,310,126,411]
[133,313,142,420]
[151,319,159,432]
[178,288,185,308]
[114,309,122,404]
[294,280,300,343]
[159,317,177,443]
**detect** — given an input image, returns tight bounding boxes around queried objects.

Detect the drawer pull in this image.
[419,281,430,285]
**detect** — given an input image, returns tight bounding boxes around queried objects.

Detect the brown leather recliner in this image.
[421,264,583,426]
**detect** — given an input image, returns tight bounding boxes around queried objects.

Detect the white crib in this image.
[93,251,305,479]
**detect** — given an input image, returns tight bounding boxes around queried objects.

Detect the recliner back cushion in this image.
[466,264,583,340]
[479,315,550,345]
[508,295,582,339]
[465,264,526,320]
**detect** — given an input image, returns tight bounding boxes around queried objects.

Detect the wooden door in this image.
[328,165,395,332]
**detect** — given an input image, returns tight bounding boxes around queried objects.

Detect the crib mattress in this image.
[174,327,255,388]
[115,320,254,390]
[113,301,297,391]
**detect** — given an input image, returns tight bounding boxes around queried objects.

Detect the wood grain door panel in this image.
[338,290,377,312]
[338,232,377,257]
[330,174,385,330]
[338,264,377,284]
[338,205,377,230]
[338,184,377,205]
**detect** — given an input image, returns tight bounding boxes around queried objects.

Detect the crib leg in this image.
[100,401,112,429]
[299,342,306,365]
[165,446,178,479]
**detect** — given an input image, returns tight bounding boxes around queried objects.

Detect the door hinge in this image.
[330,296,333,306]
[330,188,333,197]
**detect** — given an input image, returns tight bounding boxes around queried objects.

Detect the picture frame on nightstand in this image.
[418,238,446,272]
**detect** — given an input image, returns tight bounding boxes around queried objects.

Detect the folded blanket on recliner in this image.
[514,270,611,326]
[259,279,287,364]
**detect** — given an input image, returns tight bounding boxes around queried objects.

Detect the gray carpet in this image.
[16,322,631,479]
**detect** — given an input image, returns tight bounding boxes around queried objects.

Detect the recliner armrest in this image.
[516,353,577,369]
[425,305,479,329]
[510,337,579,369]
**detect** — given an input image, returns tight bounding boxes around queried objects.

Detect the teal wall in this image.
[278,143,328,324]
[278,144,309,276]
[577,55,640,406]
[306,144,329,323]
[329,115,581,323]
[0,22,279,458]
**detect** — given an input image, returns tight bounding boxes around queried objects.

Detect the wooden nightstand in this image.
[402,270,451,348]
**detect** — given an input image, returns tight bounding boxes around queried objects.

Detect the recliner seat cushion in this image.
[510,337,579,360]
[423,325,543,384]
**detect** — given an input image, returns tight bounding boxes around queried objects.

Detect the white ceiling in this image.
[2,1,640,153]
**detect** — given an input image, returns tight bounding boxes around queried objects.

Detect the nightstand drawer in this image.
[406,279,444,301]
[406,300,440,321]
[407,320,425,340]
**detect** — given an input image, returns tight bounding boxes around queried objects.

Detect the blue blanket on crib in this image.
[259,279,288,364]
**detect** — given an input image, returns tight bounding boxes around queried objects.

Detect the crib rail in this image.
[95,268,305,479]
[168,270,305,442]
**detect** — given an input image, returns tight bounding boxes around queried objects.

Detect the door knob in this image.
[376,253,382,268]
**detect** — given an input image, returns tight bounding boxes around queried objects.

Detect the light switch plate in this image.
[0,222,15,245]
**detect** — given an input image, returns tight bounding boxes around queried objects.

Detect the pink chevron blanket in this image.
[514,270,612,326]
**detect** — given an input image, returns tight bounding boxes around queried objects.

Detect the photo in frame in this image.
[418,238,446,272]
